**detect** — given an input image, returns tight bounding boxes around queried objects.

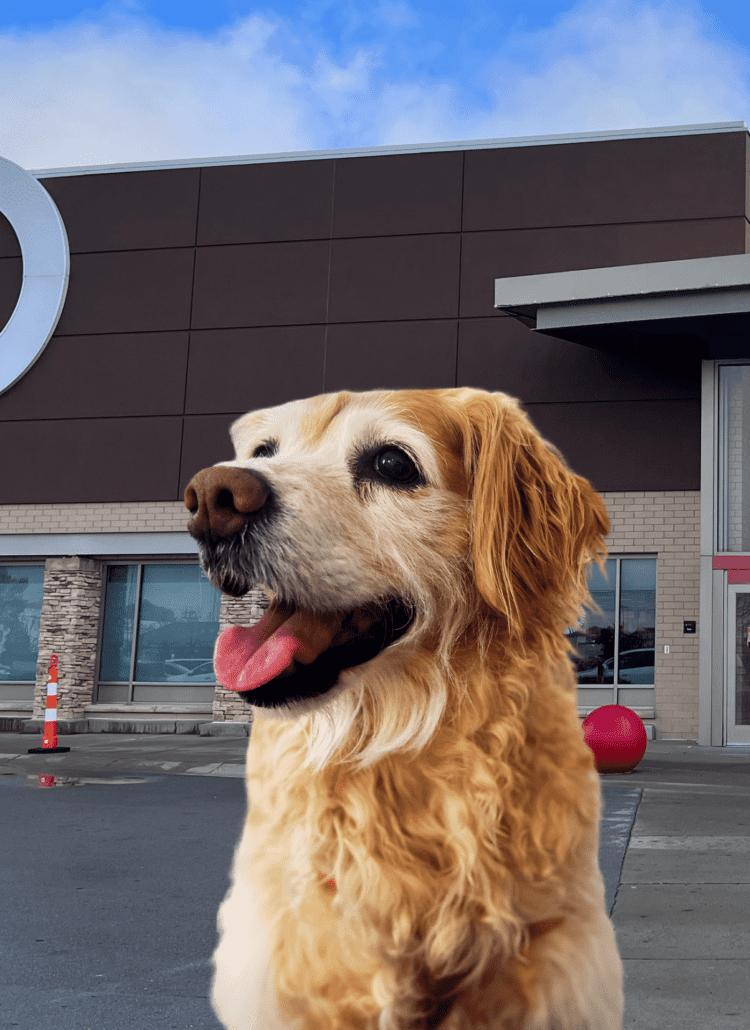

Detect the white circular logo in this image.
[0,156,69,396]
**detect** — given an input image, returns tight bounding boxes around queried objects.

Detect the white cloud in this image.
[471,0,750,140]
[0,0,747,171]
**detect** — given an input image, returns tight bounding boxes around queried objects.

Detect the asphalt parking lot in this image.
[2,733,749,1029]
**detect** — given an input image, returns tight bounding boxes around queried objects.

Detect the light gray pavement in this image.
[0,728,251,781]
[609,741,750,1029]
[2,731,749,1027]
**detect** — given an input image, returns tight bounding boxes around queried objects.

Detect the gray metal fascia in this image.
[495,253,750,313]
[536,286,750,330]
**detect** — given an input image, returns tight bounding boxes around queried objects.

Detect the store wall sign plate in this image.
[0,156,70,396]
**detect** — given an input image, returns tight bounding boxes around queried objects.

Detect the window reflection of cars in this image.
[577,648,655,684]
[163,658,216,682]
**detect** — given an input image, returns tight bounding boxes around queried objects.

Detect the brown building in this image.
[1,120,749,745]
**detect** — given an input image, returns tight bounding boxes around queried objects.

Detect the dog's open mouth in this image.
[214,597,415,706]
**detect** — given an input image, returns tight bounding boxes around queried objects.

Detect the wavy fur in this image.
[205,388,624,1030]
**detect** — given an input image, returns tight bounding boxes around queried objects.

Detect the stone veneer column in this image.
[34,556,103,721]
[213,587,270,723]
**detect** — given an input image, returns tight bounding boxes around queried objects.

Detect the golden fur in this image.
[202,387,624,1030]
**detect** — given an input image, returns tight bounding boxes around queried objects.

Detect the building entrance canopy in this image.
[495,253,750,360]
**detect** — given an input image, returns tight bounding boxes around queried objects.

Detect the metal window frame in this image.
[723,583,750,744]
[703,358,750,744]
[714,359,750,555]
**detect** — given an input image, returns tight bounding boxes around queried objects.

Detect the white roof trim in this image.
[27,121,747,178]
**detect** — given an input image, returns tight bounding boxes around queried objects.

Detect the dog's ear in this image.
[462,392,609,646]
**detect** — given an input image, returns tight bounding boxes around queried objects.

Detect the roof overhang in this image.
[494,253,750,360]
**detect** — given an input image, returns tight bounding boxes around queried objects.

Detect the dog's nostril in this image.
[216,487,239,511]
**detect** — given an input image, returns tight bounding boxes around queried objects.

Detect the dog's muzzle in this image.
[185,465,269,544]
[184,466,415,706]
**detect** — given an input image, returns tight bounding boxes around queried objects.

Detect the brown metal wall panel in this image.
[460,218,747,318]
[523,399,701,492]
[463,133,746,231]
[191,241,329,328]
[0,256,21,330]
[0,333,189,420]
[331,152,463,237]
[324,320,457,392]
[39,169,200,251]
[185,326,326,413]
[1,133,740,504]
[197,161,334,244]
[0,417,183,504]
[54,250,194,335]
[0,212,21,258]
[180,414,244,495]
[457,318,701,401]
[328,235,460,322]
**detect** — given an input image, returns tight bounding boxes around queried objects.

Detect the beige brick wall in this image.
[2,491,701,738]
[603,490,700,739]
[0,502,187,534]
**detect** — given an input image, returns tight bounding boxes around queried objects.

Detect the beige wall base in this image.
[3,490,700,738]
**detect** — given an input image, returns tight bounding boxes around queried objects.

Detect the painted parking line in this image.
[183,763,246,777]
[629,835,750,851]
[599,785,642,915]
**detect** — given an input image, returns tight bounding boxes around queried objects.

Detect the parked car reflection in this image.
[163,658,216,682]
[577,648,655,685]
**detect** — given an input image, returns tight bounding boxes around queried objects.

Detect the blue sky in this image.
[1,0,749,169]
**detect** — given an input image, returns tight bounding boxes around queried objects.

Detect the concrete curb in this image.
[5,718,252,737]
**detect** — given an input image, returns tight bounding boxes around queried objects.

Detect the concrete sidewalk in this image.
[2,732,748,1027]
[611,741,750,1029]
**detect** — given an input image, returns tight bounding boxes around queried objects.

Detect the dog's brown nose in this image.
[184,467,270,542]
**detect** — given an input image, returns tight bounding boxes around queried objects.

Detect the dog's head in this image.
[184,388,608,721]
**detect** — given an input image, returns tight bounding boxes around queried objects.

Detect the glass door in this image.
[725,584,750,744]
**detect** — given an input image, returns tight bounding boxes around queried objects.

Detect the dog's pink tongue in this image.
[214,605,343,691]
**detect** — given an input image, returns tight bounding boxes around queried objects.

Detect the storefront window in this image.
[97,563,222,703]
[569,556,656,710]
[0,565,45,697]
[717,364,750,552]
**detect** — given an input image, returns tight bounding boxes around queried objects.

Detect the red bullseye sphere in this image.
[582,704,648,774]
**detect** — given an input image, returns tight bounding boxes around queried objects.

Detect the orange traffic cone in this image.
[28,654,71,754]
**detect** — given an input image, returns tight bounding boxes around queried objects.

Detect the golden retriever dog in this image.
[184,387,623,1030]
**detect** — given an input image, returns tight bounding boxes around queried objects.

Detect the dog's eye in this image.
[252,442,276,459]
[374,448,418,483]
